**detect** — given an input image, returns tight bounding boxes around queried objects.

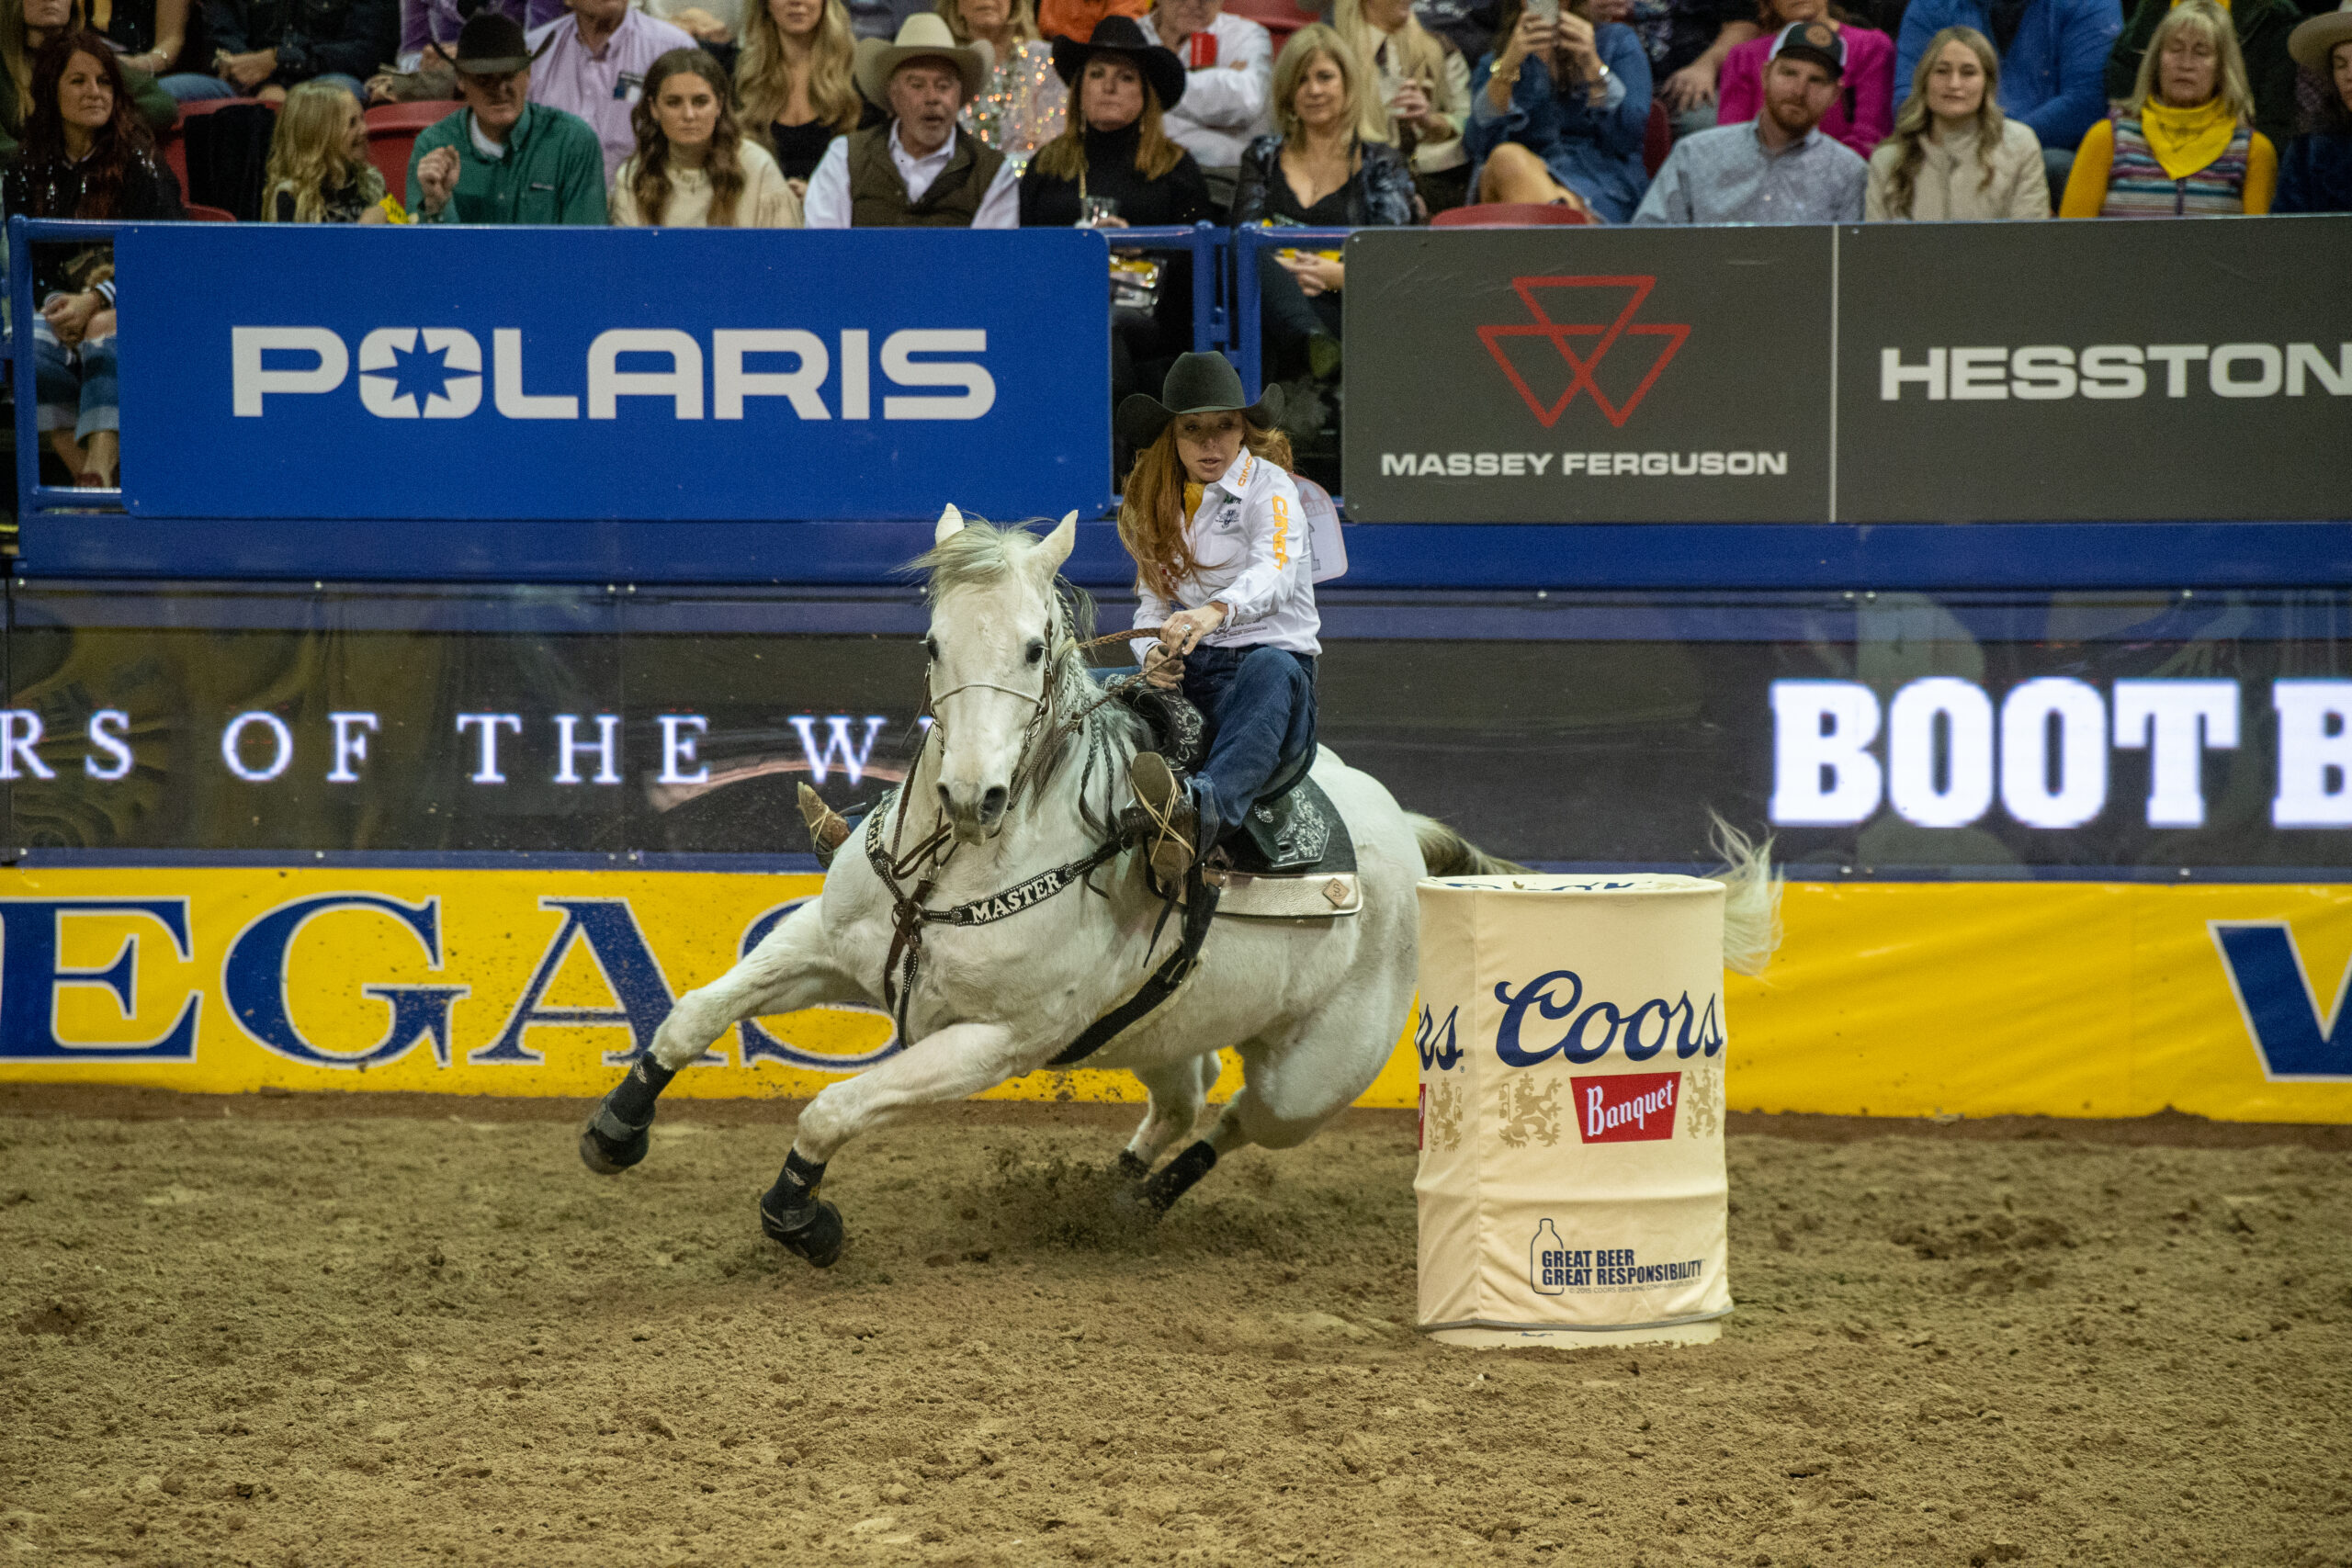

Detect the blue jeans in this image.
[33,315,118,440]
[162,71,368,102]
[1180,645,1318,837]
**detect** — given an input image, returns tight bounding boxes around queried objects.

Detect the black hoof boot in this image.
[760,1149,844,1268]
[579,1055,676,1175]
[1140,1139,1219,1216]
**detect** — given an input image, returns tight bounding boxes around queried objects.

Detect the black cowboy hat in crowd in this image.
[1050,16,1187,114]
[445,9,552,73]
[1115,351,1285,450]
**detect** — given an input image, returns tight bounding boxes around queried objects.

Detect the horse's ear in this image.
[934,503,965,546]
[1035,510,1078,575]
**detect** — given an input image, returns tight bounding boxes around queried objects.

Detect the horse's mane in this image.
[908,518,1146,835]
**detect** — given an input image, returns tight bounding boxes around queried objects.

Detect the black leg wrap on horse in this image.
[760,1150,843,1268]
[578,1055,676,1176]
[1140,1139,1218,1214]
[1115,1149,1150,1185]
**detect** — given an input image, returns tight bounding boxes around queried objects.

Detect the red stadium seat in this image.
[1430,201,1595,226]
[1644,97,1670,175]
[366,99,460,130]
[366,103,458,197]
[1225,0,1314,49]
[184,203,237,221]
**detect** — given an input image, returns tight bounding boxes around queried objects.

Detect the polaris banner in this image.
[1342,215,2352,525]
[114,225,1113,522]
[5,581,2347,874]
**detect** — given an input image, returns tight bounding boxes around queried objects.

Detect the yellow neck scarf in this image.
[1182,481,1204,520]
[2140,95,2237,180]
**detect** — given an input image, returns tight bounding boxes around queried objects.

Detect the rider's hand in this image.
[1142,645,1185,690]
[1158,603,1227,656]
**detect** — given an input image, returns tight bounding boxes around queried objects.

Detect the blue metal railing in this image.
[8,217,130,519]
[1114,221,1233,355]
[1229,224,1354,403]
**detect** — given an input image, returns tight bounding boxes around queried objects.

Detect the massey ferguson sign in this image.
[1342,217,2350,525]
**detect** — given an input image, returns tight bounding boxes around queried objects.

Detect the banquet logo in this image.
[1572,1072,1680,1144]
[1476,276,1690,429]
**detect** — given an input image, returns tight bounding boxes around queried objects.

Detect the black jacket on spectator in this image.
[1016,121,1215,227]
[1229,134,1419,226]
[200,0,397,83]
[3,144,185,297]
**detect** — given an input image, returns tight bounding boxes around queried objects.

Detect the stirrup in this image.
[1127,752,1197,884]
[797,783,851,869]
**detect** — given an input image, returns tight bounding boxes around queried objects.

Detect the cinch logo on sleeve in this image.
[1571,1071,1680,1143]
[231,326,996,423]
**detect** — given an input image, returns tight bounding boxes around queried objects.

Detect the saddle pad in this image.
[1204,869,1363,920]
[1226,777,1354,876]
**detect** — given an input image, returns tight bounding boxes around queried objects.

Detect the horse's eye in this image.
[1025,640,1046,665]
[923,637,939,660]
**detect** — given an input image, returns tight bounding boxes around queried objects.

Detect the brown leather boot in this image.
[797,784,851,868]
[1126,752,1199,884]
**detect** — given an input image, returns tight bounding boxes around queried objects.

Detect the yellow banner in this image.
[2,867,2345,1122]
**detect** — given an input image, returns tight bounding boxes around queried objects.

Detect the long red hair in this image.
[1118,418,1295,600]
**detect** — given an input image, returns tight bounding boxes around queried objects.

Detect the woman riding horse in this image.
[1118,351,1321,883]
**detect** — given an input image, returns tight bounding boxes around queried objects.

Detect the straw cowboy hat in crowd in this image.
[1115,352,1284,450]
[2289,0,2352,73]
[854,14,994,104]
[1050,16,1188,112]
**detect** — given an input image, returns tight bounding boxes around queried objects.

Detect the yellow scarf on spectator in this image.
[2140,95,2237,179]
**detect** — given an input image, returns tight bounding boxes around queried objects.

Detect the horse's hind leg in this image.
[1119,1052,1220,1182]
[580,897,860,1177]
[761,1021,1028,1268]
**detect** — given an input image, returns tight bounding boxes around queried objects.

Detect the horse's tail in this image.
[1710,811,1782,978]
[1410,815,1527,878]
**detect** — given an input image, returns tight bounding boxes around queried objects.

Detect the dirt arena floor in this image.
[6,1086,2351,1568]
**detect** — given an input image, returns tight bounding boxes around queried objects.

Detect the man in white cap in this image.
[802,13,1020,226]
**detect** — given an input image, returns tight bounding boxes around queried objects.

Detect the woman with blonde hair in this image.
[1334,0,1471,210]
[1865,26,2045,219]
[613,47,804,225]
[2060,0,2275,216]
[736,0,869,189]
[1114,351,1315,886]
[264,80,392,221]
[940,0,1065,169]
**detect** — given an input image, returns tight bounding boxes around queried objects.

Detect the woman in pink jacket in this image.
[1714,0,1893,157]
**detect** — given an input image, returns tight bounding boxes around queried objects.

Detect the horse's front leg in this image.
[759,1021,1030,1268]
[579,897,860,1176]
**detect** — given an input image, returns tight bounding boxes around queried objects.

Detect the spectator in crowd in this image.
[94,0,187,76]
[737,0,869,190]
[1634,17,1867,215]
[166,0,397,102]
[407,12,608,220]
[610,45,805,219]
[526,0,696,181]
[372,0,533,102]
[804,12,1019,221]
[1231,24,1418,382]
[1413,0,1503,62]
[942,0,1066,169]
[1338,0,1474,211]
[1464,0,1653,220]
[2058,0,2274,210]
[640,0,741,48]
[4,32,183,488]
[845,0,938,36]
[1038,0,1146,46]
[263,78,393,219]
[1866,24,2049,213]
[1894,0,2120,189]
[1023,17,1209,408]
[1634,0,1761,136]
[2277,0,2352,209]
[2,0,177,160]
[2107,0,2296,149]
[1717,0,1894,155]
[1136,0,1270,202]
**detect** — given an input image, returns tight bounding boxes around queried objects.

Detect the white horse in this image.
[581,507,1778,1266]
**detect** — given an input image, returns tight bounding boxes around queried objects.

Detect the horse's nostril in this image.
[936,782,953,805]
[980,786,1009,818]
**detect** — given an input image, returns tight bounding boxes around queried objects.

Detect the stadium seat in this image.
[1225,0,1313,46]
[184,203,237,221]
[1430,201,1595,226]
[365,100,459,131]
[1643,98,1670,176]
[366,102,458,196]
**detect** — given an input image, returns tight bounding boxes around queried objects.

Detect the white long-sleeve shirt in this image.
[1131,446,1321,660]
[1139,11,1272,170]
[801,124,1022,229]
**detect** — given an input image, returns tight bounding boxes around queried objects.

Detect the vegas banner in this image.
[1341,215,2352,525]
[0,580,2347,1122]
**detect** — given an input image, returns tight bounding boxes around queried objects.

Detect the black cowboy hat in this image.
[1050,16,1187,113]
[1115,351,1285,450]
[444,9,552,73]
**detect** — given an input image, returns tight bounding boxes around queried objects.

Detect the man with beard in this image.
[1631,17,1866,220]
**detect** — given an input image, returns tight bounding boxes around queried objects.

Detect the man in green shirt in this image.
[405,12,606,224]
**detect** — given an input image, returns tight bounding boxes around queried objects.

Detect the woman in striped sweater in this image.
[2059,0,2274,216]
